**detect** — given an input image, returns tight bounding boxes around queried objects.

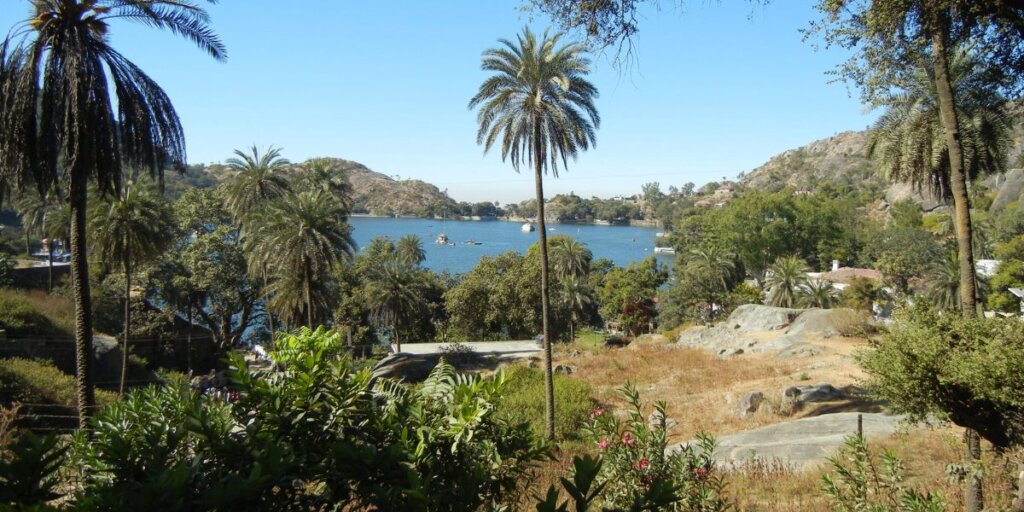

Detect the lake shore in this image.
[350,213,662,228]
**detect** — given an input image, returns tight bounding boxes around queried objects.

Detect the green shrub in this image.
[538,383,732,511]
[495,364,596,442]
[0,358,115,408]
[0,291,64,337]
[822,433,944,511]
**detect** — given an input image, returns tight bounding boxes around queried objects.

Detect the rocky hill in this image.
[739,129,1024,212]
[169,158,457,217]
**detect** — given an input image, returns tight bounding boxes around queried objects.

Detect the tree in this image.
[294,157,352,207]
[549,235,592,280]
[598,257,667,336]
[224,145,292,224]
[470,27,600,440]
[863,226,943,294]
[924,253,962,313]
[987,235,1024,314]
[364,261,430,353]
[801,279,837,309]
[89,183,175,394]
[395,235,426,268]
[765,256,809,308]
[246,189,355,328]
[0,0,224,426]
[557,274,594,342]
[13,190,65,290]
[818,3,1024,497]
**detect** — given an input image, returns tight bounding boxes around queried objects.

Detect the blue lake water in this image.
[349,217,672,274]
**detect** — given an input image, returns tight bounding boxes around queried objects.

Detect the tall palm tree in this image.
[224,145,292,223]
[924,254,961,313]
[765,256,810,308]
[549,235,592,279]
[89,182,175,394]
[470,27,599,440]
[245,189,355,328]
[0,0,224,425]
[689,245,738,294]
[868,48,1011,314]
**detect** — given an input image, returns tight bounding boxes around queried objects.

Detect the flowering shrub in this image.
[538,382,733,511]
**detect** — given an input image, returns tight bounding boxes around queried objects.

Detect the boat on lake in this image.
[521,223,535,232]
[465,240,482,245]
[435,233,450,245]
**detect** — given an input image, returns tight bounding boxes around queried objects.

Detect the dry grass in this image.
[551,340,869,443]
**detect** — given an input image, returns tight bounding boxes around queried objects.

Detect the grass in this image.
[570,328,607,352]
[495,364,596,446]
[0,288,74,337]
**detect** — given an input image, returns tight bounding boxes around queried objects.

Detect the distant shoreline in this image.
[349,213,660,228]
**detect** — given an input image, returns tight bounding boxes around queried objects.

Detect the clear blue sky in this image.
[1,1,877,204]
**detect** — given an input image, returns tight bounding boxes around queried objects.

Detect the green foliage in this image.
[540,383,732,511]
[271,326,348,365]
[987,234,1024,313]
[599,257,667,335]
[495,365,595,442]
[446,251,544,340]
[840,277,887,312]
[822,433,945,512]
[802,279,838,309]
[888,199,923,229]
[862,227,942,293]
[0,290,64,336]
[858,305,1024,449]
[0,254,11,287]
[0,431,67,508]
[0,358,115,408]
[56,348,547,510]
[765,256,810,308]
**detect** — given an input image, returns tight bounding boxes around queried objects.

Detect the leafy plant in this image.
[821,433,944,512]
[0,431,66,508]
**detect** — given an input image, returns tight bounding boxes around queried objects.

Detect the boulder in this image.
[739,391,765,417]
[725,304,804,332]
[783,383,844,403]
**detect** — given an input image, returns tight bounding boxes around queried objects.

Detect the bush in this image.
[53,350,548,510]
[0,358,115,408]
[822,433,944,511]
[538,383,732,511]
[0,290,64,337]
[495,364,596,442]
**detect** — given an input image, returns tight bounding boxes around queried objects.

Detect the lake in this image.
[349,217,672,274]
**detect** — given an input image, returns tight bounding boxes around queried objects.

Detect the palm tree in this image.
[296,158,353,207]
[266,270,340,331]
[89,182,175,394]
[395,235,426,267]
[0,1,224,425]
[765,256,810,308]
[470,28,599,440]
[549,235,592,279]
[245,189,355,328]
[924,254,961,313]
[224,145,292,223]
[558,274,594,342]
[689,245,738,294]
[364,261,429,353]
[868,48,1011,314]
[800,279,837,309]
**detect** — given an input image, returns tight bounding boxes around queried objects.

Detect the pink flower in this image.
[636,457,650,470]
[597,438,610,450]
[622,432,636,446]
[693,467,709,479]
[590,407,605,419]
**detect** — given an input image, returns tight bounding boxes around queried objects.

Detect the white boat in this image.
[653,246,676,255]
[435,233,449,244]
[521,223,535,232]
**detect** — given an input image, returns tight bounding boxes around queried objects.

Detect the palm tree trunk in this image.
[70,171,96,427]
[304,258,313,328]
[120,254,131,396]
[534,123,556,441]
[47,243,54,292]
[933,26,983,512]
[24,228,30,256]
[393,323,401,353]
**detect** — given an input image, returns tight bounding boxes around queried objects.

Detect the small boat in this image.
[465,240,482,245]
[521,223,535,232]
[435,233,449,245]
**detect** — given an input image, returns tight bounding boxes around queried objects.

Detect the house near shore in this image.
[806,261,882,292]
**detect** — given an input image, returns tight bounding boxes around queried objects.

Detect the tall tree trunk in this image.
[120,254,131,396]
[47,242,54,292]
[933,26,983,512]
[70,171,96,427]
[534,123,556,441]
[304,258,313,328]
[393,322,401,353]
[24,228,30,256]
[264,271,275,336]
